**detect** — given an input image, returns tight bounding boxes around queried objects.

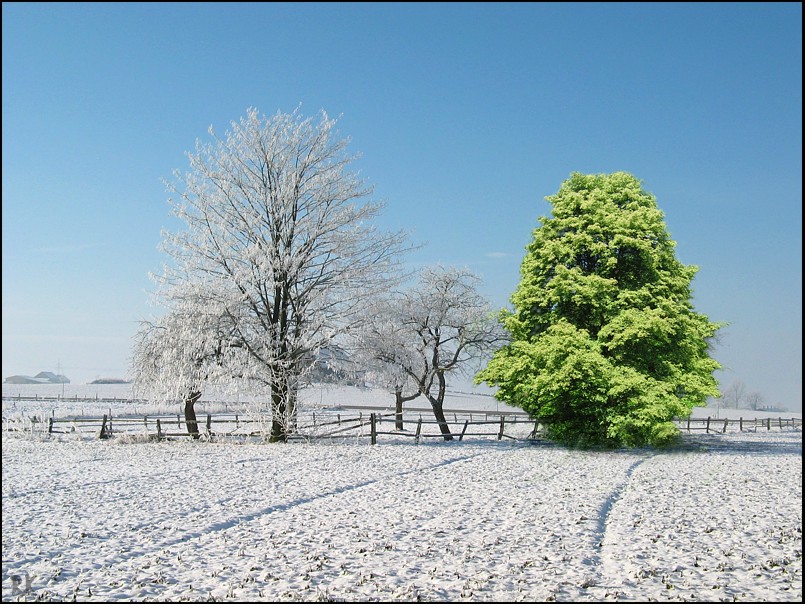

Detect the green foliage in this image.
[477,172,723,448]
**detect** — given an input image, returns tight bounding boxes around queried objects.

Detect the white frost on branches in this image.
[132,107,409,440]
[352,265,507,438]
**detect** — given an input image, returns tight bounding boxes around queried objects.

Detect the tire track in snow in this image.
[100,448,501,567]
[164,450,493,544]
[582,454,651,593]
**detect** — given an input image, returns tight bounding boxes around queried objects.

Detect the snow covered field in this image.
[2,385,802,601]
[1,382,521,419]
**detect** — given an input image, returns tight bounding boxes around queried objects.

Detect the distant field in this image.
[2,382,800,421]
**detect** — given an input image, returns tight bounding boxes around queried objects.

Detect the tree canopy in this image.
[476,172,723,447]
[355,265,505,440]
[135,107,408,441]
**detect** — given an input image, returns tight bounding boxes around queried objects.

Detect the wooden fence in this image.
[3,407,801,443]
[44,412,270,440]
[674,415,802,433]
[2,409,537,443]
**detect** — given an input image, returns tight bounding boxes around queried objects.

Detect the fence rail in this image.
[3,398,801,444]
[674,415,802,432]
[2,394,152,404]
[2,409,536,443]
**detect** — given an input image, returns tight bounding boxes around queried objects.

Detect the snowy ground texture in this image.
[2,387,802,602]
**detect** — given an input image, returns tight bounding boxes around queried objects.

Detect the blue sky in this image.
[2,2,801,411]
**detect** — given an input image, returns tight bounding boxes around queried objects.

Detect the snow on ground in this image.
[2,385,802,601]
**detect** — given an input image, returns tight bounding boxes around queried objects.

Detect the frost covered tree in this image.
[145,107,408,442]
[476,172,723,448]
[359,266,506,440]
[721,380,747,409]
[351,295,422,430]
[745,390,765,411]
[131,298,240,438]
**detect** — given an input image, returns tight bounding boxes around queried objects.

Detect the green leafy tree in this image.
[476,172,723,447]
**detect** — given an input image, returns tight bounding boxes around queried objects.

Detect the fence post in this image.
[206,414,212,436]
[498,416,505,440]
[157,418,163,440]
[459,420,469,441]
[779,417,783,429]
[48,417,54,434]
[767,418,771,431]
[99,415,109,440]
[687,416,691,432]
[414,417,422,444]
[370,413,377,445]
[705,416,711,433]
[739,417,743,432]
[722,418,728,433]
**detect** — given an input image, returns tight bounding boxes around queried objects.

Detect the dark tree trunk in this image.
[269,419,286,442]
[428,397,453,441]
[428,372,453,441]
[270,387,288,443]
[395,391,404,430]
[269,370,301,442]
[184,390,202,439]
[394,389,420,430]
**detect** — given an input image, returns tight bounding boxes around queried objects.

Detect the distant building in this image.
[3,371,70,385]
[757,404,789,413]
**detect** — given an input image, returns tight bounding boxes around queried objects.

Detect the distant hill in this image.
[89,378,131,384]
[4,371,70,384]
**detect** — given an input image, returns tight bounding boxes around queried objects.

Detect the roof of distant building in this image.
[4,372,70,384]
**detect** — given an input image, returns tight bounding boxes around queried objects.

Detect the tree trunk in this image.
[184,390,202,440]
[428,372,453,441]
[395,390,404,430]
[428,397,453,441]
[270,387,288,443]
[394,389,420,431]
[269,370,301,442]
